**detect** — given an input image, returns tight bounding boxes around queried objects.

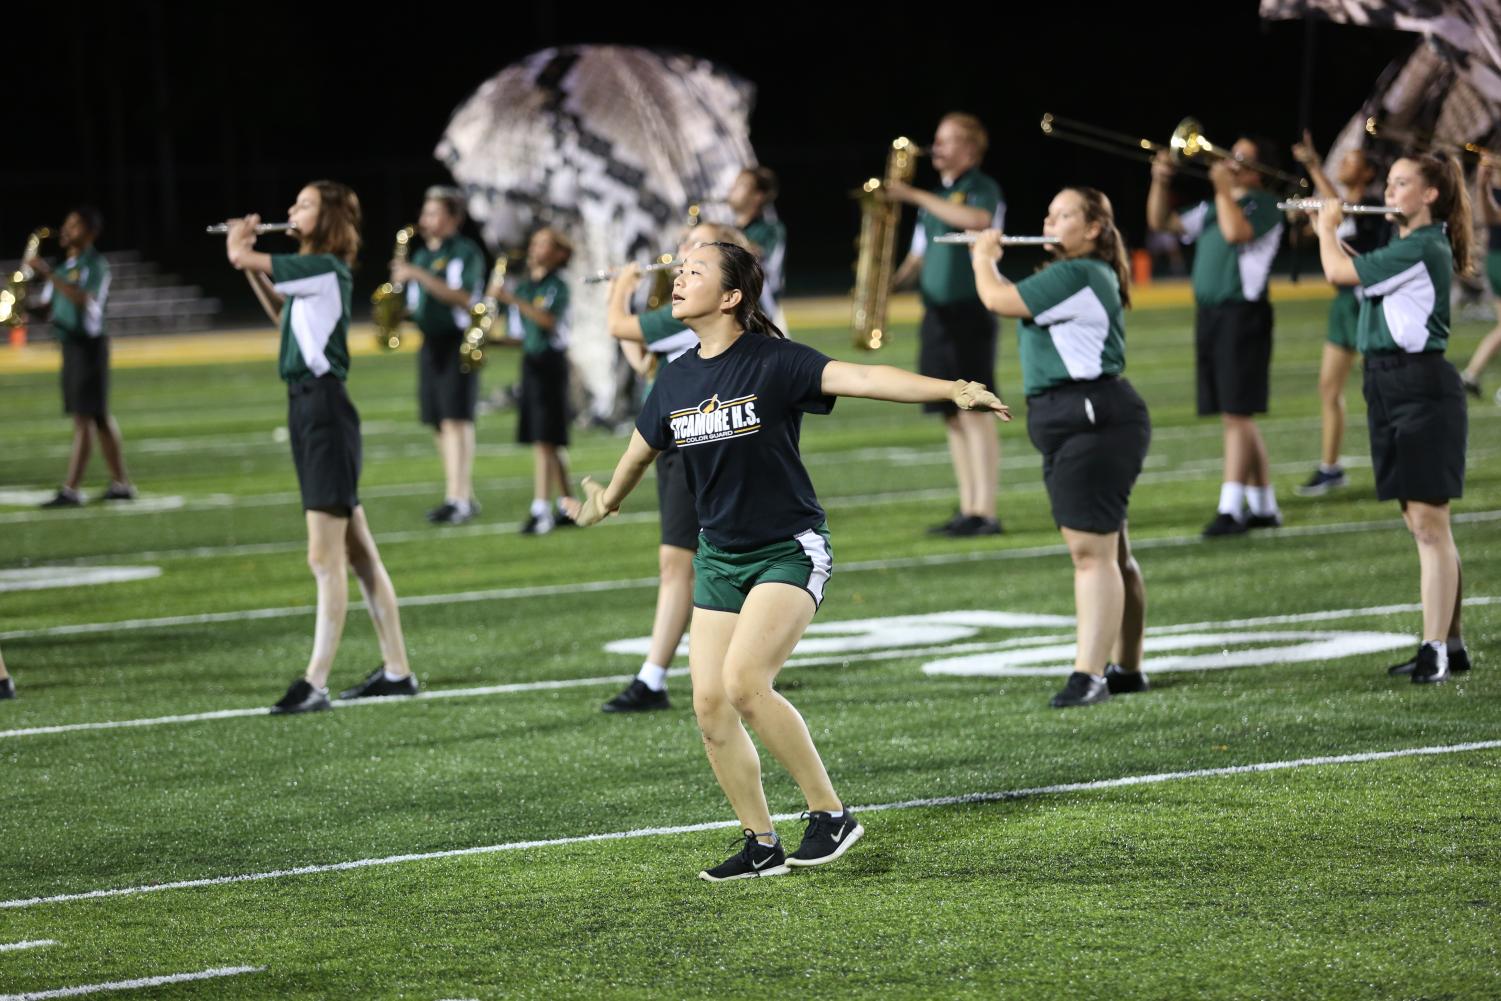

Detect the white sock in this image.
[530,498,549,518]
[1246,485,1278,518]
[453,499,472,516]
[1424,640,1448,671]
[381,668,408,682]
[637,662,668,692]
[825,810,844,819]
[1217,482,1246,519]
[1319,462,1342,475]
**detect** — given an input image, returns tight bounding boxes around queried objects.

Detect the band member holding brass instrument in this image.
[565,241,1008,880]
[970,189,1151,708]
[494,227,576,535]
[32,207,136,508]
[728,168,788,326]
[889,112,1006,537]
[1458,159,1501,398]
[1148,138,1286,537]
[599,223,752,713]
[223,181,418,712]
[394,186,487,525]
[1290,132,1390,497]
[1308,154,1474,684]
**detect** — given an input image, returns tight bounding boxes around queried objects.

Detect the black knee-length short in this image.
[1026,377,1151,534]
[918,299,998,416]
[61,336,109,417]
[418,332,479,426]
[1362,352,1466,504]
[288,375,362,516]
[518,349,570,446]
[1195,300,1272,417]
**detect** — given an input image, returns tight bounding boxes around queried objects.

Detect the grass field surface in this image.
[1,297,1498,999]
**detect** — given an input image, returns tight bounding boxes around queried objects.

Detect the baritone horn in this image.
[851,136,923,350]
[460,256,509,374]
[371,225,416,350]
[0,227,51,328]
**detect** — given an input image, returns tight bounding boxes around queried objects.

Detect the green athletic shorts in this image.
[693,524,833,613]
[1488,250,1501,298]
[1327,286,1359,351]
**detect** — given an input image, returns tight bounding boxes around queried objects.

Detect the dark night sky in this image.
[8,1,1415,307]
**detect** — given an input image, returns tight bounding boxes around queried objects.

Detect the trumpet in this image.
[933,233,1060,246]
[0,227,51,328]
[583,259,682,284]
[370,225,416,351]
[460,257,510,374]
[1276,198,1401,216]
[205,221,297,234]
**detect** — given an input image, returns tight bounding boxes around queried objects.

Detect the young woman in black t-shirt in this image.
[565,243,1009,881]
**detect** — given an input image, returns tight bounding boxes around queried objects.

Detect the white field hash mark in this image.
[0,965,265,1000]
[3,741,1496,912]
[0,940,57,953]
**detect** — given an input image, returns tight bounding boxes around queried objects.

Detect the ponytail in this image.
[1066,187,1133,308]
[1411,154,1476,277]
[705,241,786,338]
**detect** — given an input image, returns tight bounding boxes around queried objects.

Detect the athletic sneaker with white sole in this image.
[699,830,790,881]
[786,809,864,867]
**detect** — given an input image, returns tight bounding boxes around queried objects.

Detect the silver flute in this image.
[204,222,297,234]
[583,259,682,284]
[1275,199,1400,215]
[933,233,1060,246]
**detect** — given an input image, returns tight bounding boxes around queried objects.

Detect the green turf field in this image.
[2,298,1499,1000]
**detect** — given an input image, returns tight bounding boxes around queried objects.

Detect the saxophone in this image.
[850,137,921,350]
[0,228,53,328]
[370,225,416,350]
[460,257,508,373]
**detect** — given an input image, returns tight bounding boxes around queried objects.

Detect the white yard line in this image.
[0,966,265,1000]
[0,940,57,953]
[2,741,1496,912]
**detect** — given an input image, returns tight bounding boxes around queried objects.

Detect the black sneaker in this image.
[1461,372,1482,399]
[602,679,670,713]
[946,515,1004,537]
[270,679,331,715]
[39,489,82,509]
[1244,511,1283,530]
[699,830,790,881]
[1411,643,1450,685]
[927,510,966,536]
[1050,671,1111,708]
[1387,646,1470,676]
[1295,467,1347,497]
[520,513,554,536]
[0,677,14,700]
[786,809,864,867]
[1201,513,1248,538]
[427,502,457,524]
[100,483,136,501]
[553,502,577,529]
[1104,663,1150,694]
[338,668,419,700]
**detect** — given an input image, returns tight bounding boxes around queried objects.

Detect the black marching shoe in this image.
[1104,663,1150,694]
[1050,671,1112,708]
[270,679,331,715]
[602,679,670,713]
[100,482,136,501]
[1295,467,1347,497]
[786,809,864,867]
[552,502,577,529]
[699,830,790,882]
[1410,643,1451,685]
[0,677,15,700]
[927,510,967,536]
[338,668,419,700]
[1201,513,1248,538]
[1244,511,1283,530]
[427,502,457,524]
[1389,644,1467,681]
[947,515,1003,537]
[39,488,82,509]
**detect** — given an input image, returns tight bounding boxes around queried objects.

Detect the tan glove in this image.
[951,380,1012,421]
[570,475,613,527]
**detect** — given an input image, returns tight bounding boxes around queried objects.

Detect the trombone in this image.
[1276,198,1400,216]
[1040,113,1309,189]
[205,221,296,234]
[933,233,1059,246]
[583,259,682,284]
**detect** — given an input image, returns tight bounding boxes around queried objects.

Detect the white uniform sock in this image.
[1424,640,1449,671]
[637,662,668,692]
[1319,462,1343,475]
[382,668,408,682]
[1246,485,1279,517]
[530,498,549,518]
[1217,482,1246,519]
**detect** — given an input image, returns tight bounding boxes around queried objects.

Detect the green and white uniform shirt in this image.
[743,213,788,309]
[270,253,352,383]
[508,271,570,355]
[1178,193,1284,306]
[1352,223,1452,355]
[44,246,111,340]
[910,168,1004,306]
[1013,258,1126,398]
[639,304,697,363]
[407,234,486,337]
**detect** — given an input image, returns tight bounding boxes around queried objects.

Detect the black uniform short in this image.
[1362,352,1467,504]
[1026,376,1151,535]
[918,299,997,416]
[1195,300,1272,417]
[61,336,109,418]
[418,331,479,426]
[288,375,362,516]
[655,447,699,551]
[518,348,570,446]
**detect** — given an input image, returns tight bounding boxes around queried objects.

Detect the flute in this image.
[204,222,297,234]
[1275,199,1400,215]
[932,233,1060,246]
[583,259,682,284]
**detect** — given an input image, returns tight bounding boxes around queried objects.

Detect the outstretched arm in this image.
[562,430,661,526]
[821,362,1010,420]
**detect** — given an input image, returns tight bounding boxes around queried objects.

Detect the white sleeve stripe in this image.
[1033,286,1110,382]
[84,270,111,337]
[277,272,342,376]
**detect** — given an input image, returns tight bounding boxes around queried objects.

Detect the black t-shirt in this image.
[636,333,834,550]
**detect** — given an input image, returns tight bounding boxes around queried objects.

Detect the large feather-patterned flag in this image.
[1260,0,1501,166]
[436,46,757,419]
